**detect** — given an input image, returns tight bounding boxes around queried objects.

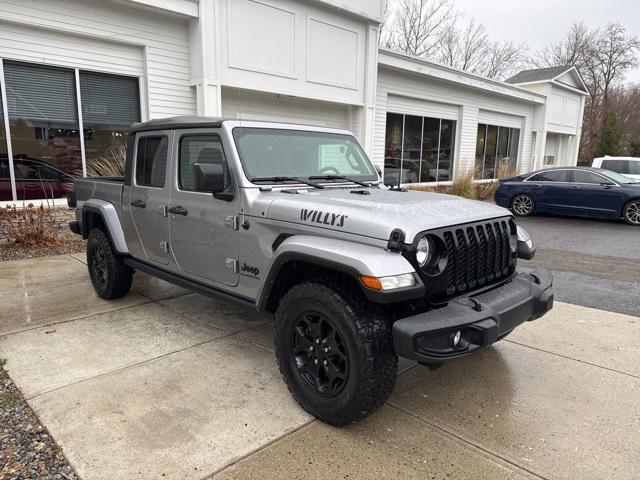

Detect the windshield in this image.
[232,128,378,183]
[601,169,637,184]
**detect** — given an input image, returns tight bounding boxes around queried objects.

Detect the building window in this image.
[383,112,456,186]
[80,71,140,171]
[475,124,520,179]
[4,61,81,201]
[0,59,141,202]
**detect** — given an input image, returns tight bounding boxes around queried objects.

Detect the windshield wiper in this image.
[250,176,325,189]
[308,175,373,188]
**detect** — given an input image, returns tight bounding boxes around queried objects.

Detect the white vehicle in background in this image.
[592,156,640,181]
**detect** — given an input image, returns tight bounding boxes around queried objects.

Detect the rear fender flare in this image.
[83,198,128,255]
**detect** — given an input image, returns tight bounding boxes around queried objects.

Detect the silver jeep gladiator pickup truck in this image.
[68,116,553,425]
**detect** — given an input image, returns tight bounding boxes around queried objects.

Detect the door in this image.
[525,170,571,212]
[169,131,239,287]
[566,170,624,216]
[124,133,171,265]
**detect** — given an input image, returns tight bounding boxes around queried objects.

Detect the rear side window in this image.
[528,170,567,182]
[601,159,629,174]
[573,170,612,185]
[135,136,168,188]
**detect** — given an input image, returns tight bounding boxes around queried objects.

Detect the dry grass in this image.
[449,169,476,199]
[0,204,62,248]
[86,146,126,177]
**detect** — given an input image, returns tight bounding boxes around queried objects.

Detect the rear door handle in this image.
[130,199,146,208]
[168,206,188,216]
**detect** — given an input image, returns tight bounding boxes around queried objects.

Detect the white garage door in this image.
[222,87,351,130]
[0,21,143,77]
[386,94,459,120]
[478,110,523,129]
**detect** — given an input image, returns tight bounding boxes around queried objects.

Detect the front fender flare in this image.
[256,235,423,311]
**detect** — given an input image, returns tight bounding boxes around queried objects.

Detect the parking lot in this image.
[0,215,638,480]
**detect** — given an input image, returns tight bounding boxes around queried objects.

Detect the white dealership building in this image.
[0,0,588,201]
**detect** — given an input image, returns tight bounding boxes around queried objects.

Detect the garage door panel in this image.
[387,94,459,121]
[222,87,350,130]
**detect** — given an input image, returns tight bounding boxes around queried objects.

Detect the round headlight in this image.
[416,236,431,267]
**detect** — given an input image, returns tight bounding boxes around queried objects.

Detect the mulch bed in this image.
[0,208,85,262]
[1,362,78,479]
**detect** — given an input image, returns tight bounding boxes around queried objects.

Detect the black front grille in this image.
[409,217,516,303]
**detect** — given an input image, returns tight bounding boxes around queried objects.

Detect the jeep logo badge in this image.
[241,263,260,276]
[300,209,348,228]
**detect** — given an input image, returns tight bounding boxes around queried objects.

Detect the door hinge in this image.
[225,215,239,230]
[160,241,170,254]
[225,258,239,273]
[158,205,168,217]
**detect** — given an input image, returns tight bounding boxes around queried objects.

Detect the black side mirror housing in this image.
[193,163,225,194]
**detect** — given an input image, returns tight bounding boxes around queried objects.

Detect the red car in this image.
[0,156,74,201]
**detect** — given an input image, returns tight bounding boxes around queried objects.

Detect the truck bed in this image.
[73,176,124,215]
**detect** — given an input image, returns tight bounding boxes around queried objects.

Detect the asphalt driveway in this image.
[0,225,639,479]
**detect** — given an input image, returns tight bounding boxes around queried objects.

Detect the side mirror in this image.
[516,226,536,260]
[193,163,225,194]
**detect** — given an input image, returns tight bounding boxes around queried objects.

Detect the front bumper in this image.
[392,267,553,363]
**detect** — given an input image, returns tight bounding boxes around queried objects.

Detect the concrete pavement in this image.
[0,253,638,480]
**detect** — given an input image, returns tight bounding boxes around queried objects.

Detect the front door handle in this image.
[130,199,146,208]
[168,205,188,216]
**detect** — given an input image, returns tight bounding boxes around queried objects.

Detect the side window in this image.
[601,159,629,174]
[573,170,612,185]
[135,136,168,188]
[179,134,231,192]
[528,170,567,182]
[630,161,640,175]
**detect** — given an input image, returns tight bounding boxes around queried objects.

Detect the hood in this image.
[266,187,511,243]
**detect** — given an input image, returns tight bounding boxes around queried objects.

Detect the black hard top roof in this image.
[129,116,232,133]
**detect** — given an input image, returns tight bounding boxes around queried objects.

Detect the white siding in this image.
[221,87,350,129]
[374,66,537,177]
[478,110,523,129]
[0,0,196,118]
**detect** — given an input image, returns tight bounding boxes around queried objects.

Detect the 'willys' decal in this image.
[300,209,348,228]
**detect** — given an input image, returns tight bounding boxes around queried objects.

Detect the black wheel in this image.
[623,199,640,226]
[274,280,397,426]
[86,228,133,299]
[511,193,535,216]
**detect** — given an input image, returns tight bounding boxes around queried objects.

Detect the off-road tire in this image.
[274,279,397,426]
[622,199,640,226]
[511,193,536,217]
[86,228,133,299]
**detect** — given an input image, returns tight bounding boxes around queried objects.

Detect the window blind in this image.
[3,61,78,125]
[80,71,140,127]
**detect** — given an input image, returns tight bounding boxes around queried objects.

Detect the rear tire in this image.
[274,279,397,426]
[86,228,133,299]
[511,193,535,216]
[623,199,640,226]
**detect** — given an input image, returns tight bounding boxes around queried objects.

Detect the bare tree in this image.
[386,0,456,57]
[482,40,526,79]
[439,19,488,72]
[532,22,595,74]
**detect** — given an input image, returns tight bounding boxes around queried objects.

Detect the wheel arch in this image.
[82,199,129,254]
[256,235,423,313]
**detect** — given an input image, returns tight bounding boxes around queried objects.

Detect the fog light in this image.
[452,330,462,346]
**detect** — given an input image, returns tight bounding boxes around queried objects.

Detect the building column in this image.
[359,23,380,155]
[189,0,222,116]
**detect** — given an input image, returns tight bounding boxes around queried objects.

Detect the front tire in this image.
[86,228,133,299]
[623,199,640,225]
[511,193,536,216]
[274,280,397,426]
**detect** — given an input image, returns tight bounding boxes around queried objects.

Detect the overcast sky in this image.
[452,0,640,82]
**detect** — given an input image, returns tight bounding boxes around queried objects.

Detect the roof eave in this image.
[378,48,546,104]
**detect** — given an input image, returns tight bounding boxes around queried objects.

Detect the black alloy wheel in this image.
[274,280,397,426]
[87,228,133,299]
[291,312,349,397]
